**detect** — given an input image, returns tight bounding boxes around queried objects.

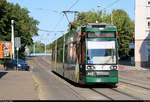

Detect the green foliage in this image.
[29,41,45,53]
[47,9,134,58]
[69,9,134,58]
[71,11,101,30]
[0,0,39,58]
[71,10,111,30]
[28,41,52,54]
[112,9,134,57]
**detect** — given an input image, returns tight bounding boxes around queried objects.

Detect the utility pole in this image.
[36,30,65,57]
[62,10,79,24]
[33,42,35,56]
[11,20,15,59]
[45,43,46,55]
[111,12,113,25]
[55,33,57,68]
[97,5,106,23]
[62,11,79,75]
[62,33,65,64]
[97,5,113,24]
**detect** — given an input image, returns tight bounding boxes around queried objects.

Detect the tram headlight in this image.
[87,66,91,70]
[110,66,117,70]
[86,65,95,70]
[113,66,117,70]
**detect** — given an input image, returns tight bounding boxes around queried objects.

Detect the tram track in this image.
[32,57,86,100]
[88,77,150,100]
[42,57,115,100]
[116,82,150,100]
[90,88,114,100]
[90,88,140,100]
[119,71,150,85]
[119,80,150,90]
[119,76,150,86]
[29,56,150,100]
[34,57,114,100]
[111,88,141,100]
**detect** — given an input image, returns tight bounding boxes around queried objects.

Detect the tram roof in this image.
[82,23,117,32]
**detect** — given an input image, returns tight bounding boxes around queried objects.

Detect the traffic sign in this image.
[15,37,21,49]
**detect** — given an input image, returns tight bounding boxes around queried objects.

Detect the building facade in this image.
[135,0,150,68]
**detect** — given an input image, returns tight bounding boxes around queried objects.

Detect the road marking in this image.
[32,74,47,100]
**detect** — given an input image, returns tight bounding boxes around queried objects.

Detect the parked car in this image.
[6,59,30,71]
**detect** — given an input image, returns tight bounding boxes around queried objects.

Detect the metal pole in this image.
[33,43,35,56]
[16,48,19,71]
[111,12,113,25]
[55,38,57,71]
[62,33,66,76]
[55,39,57,62]
[63,34,65,63]
[97,6,103,22]
[45,43,46,55]
[11,20,15,59]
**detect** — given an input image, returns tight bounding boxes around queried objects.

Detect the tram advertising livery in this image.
[51,23,118,86]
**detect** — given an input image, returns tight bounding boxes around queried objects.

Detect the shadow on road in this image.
[0,72,8,78]
[52,71,117,89]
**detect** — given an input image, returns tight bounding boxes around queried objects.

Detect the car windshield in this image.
[13,59,26,64]
[87,40,116,64]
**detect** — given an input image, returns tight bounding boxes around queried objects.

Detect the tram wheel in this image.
[111,84,117,88]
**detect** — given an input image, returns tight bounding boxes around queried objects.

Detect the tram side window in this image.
[65,42,77,64]
[76,43,81,63]
[67,43,73,64]
[65,45,68,63]
[72,43,77,64]
[52,48,55,61]
[57,47,63,63]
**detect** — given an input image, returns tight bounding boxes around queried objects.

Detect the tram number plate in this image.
[96,72,109,76]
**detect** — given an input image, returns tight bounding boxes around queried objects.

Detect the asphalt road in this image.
[28,56,84,100]
[28,56,150,100]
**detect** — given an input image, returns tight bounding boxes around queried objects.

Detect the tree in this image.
[69,9,134,58]
[0,0,39,59]
[112,9,134,58]
[70,10,112,30]
[71,10,102,30]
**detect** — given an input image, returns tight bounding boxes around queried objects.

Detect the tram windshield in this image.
[87,41,116,64]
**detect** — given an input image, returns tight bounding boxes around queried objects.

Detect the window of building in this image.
[148,1,150,5]
[148,22,150,28]
[147,0,150,6]
[147,18,150,29]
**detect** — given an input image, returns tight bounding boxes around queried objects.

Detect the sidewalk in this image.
[118,64,149,71]
[0,71,39,100]
[118,60,150,71]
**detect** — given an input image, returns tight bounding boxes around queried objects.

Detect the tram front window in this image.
[87,41,116,64]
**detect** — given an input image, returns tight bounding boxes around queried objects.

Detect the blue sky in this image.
[7,0,135,45]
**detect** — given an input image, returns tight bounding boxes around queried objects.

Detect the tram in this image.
[51,23,118,86]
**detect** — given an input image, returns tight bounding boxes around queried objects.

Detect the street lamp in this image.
[32,36,37,56]
[33,42,35,56]
[0,9,16,59]
[54,33,57,65]
[44,42,47,55]
[97,5,106,22]
[0,9,15,59]
[11,20,15,59]
[97,5,113,24]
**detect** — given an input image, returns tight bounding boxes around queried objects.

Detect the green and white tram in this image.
[51,23,118,86]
